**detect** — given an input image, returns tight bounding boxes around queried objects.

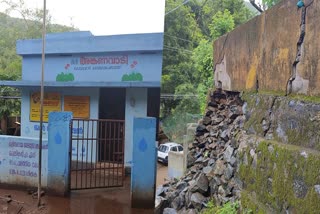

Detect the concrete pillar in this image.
[131,117,156,209]
[168,136,188,179]
[124,88,147,173]
[47,112,72,195]
[168,152,184,179]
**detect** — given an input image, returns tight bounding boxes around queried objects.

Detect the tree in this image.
[209,9,235,40]
[0,0,75,133]
[249,0,282,12]
[192,39,213,82]
[161,0,255,119]
[191,39,213,113]
[0,87,20,134]
[161,0,203,117]
[174,83,200,114]
[263,0,281,8]
[188,0,254,38]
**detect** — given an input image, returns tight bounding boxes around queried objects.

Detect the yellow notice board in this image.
[64,96,90,119]
[30,92,61,122]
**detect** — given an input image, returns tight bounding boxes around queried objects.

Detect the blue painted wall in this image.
[21,53,162,83]
[0,135,48,187]
[131,117,157,209]
[47,112,72,195]
[20,87,99,138]
[124,88,148,167]
[17,32,163,85]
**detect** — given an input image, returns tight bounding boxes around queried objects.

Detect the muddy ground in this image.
[0,164,168,214]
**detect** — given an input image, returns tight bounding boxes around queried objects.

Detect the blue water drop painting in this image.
[138,138,148,152]
[55,132,62,144]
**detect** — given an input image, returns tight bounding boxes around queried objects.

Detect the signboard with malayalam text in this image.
[64,96,90,119]
[30,92,61,122]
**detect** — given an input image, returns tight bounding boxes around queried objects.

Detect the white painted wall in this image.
[0,135,48,187]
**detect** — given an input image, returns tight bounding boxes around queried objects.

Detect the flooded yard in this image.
[0,164,168,214]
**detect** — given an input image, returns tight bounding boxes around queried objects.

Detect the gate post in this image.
[131,117,157,209]
[47,112,72,196]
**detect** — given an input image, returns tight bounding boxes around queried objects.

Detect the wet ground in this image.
[0,164,168,214]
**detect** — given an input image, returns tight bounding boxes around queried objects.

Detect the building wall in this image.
[124,88,148,168]
[21,87,151,168]
[21,87,99,138]
[0,135,48,187]
[16,32,163,173]
[21,53,163,83]
[213,0,320,96]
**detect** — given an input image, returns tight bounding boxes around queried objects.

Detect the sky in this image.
[0,0,166,36]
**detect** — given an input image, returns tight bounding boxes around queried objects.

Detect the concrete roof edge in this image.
[0,80,161,88]
[16,32,164,55]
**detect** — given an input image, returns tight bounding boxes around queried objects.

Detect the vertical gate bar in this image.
[75,120,79,189]
[68,120,72,191]
[120,122,123,185]
[99,120,103,187]
[112,121,116,186]
[85,120,89,188]
[115,122,119,185]
[104,121,107,187]
[86,120,94,185]
[115,122,118,185]
[122,121,125,185]
[108,121,111,187]
[81,120,85,189]
[117,122,120,185]
[95,120,98,188]
[90,120,94,188]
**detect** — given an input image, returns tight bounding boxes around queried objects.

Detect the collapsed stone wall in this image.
[156,90,320,214]
[156,89,247,213]
[213,0,320,96]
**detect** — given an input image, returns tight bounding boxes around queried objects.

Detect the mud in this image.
[156,163,167,186]
[0,164,168,214]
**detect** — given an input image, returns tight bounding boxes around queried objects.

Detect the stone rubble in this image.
[156,89,246,213]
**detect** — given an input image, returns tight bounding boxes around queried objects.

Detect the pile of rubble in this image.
[156,89,246,213]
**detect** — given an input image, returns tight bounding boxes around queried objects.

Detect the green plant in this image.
[202,201,240,214]
[56,72,75,82]
[121,72,143,81]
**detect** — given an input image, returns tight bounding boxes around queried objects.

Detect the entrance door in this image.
[98,88,126,162]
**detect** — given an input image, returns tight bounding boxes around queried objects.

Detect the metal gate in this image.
[69,119,125,190]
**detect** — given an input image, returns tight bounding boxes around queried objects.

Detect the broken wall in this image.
[213,0,320,96]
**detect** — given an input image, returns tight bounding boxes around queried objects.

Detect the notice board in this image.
[30,92,61,122]
[64,96,90,119]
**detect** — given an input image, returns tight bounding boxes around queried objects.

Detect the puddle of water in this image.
[48,178,154,214]
[48,195,153,214]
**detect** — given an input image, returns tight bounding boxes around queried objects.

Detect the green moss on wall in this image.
[241,92,320,151]
[241,93,270,135]
[242,90,320,104]
[239,140,320,214]
[241,191,267,214]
